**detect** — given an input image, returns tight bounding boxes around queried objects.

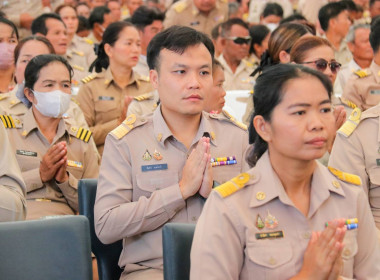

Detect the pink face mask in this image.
[0,43,16,70]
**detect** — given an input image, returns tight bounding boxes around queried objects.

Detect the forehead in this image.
[303,45,334,60]
[117,26,140,40]
[20,41,51,55]
[355,27,370,38]
[0,22,15,36]
[280,76,329,103]
[159,44,212,66]
[46,18,66,31]
[37,62,70,80]
[60,6,76,16]
[229,24,249,36]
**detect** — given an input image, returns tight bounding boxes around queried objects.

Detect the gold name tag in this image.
[255,230,284,240]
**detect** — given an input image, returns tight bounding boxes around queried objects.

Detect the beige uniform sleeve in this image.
[56,137,100,212]
[342,78,364,110]
[190,190,243,280]
[0,125,26,221]
[163,7,178,29]
[77,83,118,146]
[94,134,186,244]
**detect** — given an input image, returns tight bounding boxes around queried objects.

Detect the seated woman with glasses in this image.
[190,63,380,280]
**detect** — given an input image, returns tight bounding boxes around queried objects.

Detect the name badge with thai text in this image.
[255,230,284,240]
[98,96,114,101]
[16,150,37,157]
[370,89,380,95]
[141,164,168,172]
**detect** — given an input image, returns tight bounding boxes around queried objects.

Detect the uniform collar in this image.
[370,60,380,84]
[104,68,140,89]
[22,108,69,141]
[249,152,345,217]
[153,105,217,147]
[218,54,252,75]
[191,0,219,16]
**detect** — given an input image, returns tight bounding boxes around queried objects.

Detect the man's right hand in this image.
[179,137,210,200]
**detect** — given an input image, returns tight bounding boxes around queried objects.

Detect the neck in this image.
[223,53,241,73]
[325,30,343,50]
[109,62,132,88]
[268,150,316,216]
[94,30,102,42]
[374,53,380,66]
[161,106,201,149]
[67,32,74,43]
[0,67,14,93]
[32,107,61,144]
[354,57,372,69]
[141,45,147,56]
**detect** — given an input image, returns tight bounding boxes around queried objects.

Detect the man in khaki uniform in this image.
[218,18,255,91]
[329,106,380,237]
[191,151,380,279]
[77,68,153,154]
[0,123,26,221]
[94,26,249,280]
[342,24,380,111]
[1,109,99,220]
[163,0,228,36]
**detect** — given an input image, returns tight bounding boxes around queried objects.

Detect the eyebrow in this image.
[287,99,331,109]
[42,79,71,83]
[173,63,211,69]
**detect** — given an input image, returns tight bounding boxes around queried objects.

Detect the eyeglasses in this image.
[300,59,342,74]
[225,36,252,45]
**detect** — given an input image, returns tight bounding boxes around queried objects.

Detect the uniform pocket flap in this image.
[246,241,293,268]
[136,171,178,192]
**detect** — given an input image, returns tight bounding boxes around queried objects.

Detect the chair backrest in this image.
[162,223,196,280]
[0,216,92,280]
[78,179,123,280]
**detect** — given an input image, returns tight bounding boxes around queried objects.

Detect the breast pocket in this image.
[135,171,179,199]
[15,153,40,172]
[94,99,119,121]
[245,240,295,280]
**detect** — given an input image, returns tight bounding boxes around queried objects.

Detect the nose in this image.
[308,110,324,131]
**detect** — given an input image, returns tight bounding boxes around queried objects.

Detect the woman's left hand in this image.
[333,105,346,131]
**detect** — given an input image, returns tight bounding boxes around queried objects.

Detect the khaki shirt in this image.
[218,55,256,91]
[0,85,89,129]
[94,107,249,274]
[191,151,380,280]
[337,59,361,91]
[3,108,99,220]
[0,123,26,221]
[86,32,100,46]
[133,55,149,77]
[329,105,380,231]
[127,90,159,117]
[335,40,353,66]
[164,0,228,36]
[66,35,96,84]
[77,68,153,154]
[342,61,380,111]
[297,0,328,24]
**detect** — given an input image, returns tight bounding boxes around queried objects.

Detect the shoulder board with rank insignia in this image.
[0,115,16,128]
[110,114,148,140]
[73,50,84,56]
[73,65,85,72]
[83,38,93,45]
[72,127,92,142]
[328,166,361,186]
[215,173,250,198]
[138,75,150,82]
[174,1,187,13]
[0,95,8,101]
[340,97,357,109]
[221,110,247,130]
[354,69,369,78]
[134,93,153,102]
[81,74,96,84]
[338,107,361,137]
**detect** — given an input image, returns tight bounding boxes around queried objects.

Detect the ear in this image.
[220,37,227,48]
[279,50,290,63]
[347,41,355,53]
[24,88,35,104]
[104,43,112,58]
[253,43,261,57]
[253,115,272,142]
[149,69,159,89]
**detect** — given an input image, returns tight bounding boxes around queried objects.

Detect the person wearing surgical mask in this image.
[0,17,19,94]
[260,3,283,32]
[0,54,99,220]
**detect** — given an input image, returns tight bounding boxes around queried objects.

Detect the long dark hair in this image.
[247,64,333,167]
[89,21,136,73]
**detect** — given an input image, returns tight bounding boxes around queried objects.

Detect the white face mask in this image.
[266,23,279,32]
[32,89,71,118]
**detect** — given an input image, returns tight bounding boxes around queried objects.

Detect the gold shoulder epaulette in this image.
[81,74,96,84]
[71,97,80,106]
[215,173,250,198]
[83,38,93,45]
[138,75,150,82]
[340,97,357,109]
[73,65,85,72]
[174,1,187,13]
[250,90,254,95]
[110,114,137,140]
[328,167,361,186]
[73,50,84,57]
[72,127,92,143]
[133,93,153,102]
[338,107,361,137]
[354,69,368,78]
[0,115,16,128]
[222,110,247,131]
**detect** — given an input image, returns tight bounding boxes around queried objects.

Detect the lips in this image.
[306,137,327,147]
[184,94,202,101]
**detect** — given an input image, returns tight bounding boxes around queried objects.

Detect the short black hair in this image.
[31,13,64,35]
[318,2,348,31]
[220,18,249,37]
[341,0,359,12]
[211,22,223,40]
[147,25,214,71]
[24,54,73,90]
[247,64,332,166]
[131,6,164,31]
[249,24,270,55]
[280,13,306,24]
[370,23,380,53]
[0,17,19,40]
[262,2,283,18]
[370,0,380,7]
[77,16,90,33]
[88,6,110,29]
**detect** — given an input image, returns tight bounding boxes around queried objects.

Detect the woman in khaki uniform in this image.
[190,64,380,279]
[77,21,153,155]
[2,54,99,220]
